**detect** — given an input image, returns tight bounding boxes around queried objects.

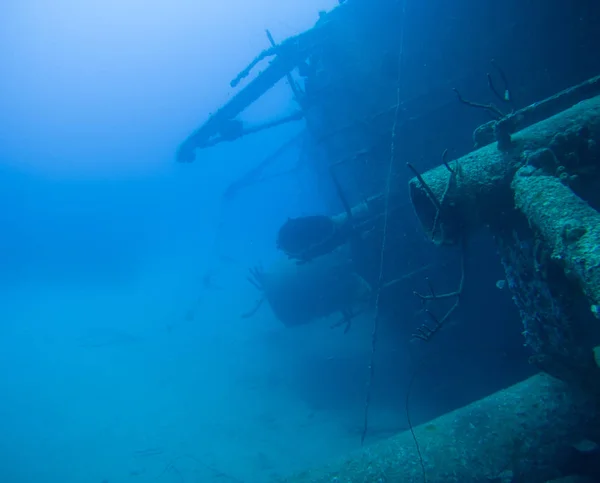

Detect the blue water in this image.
[3,0,594,481]
[0,2,378,481]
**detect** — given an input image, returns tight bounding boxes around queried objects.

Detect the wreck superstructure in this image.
[176,0,600,481]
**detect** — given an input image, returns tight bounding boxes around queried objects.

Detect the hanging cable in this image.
[361,0,409,445]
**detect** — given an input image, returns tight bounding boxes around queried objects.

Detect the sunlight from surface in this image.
[0,0,338,176]
[0,2,345,481]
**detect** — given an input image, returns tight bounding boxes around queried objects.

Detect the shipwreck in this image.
[176,0,600,481]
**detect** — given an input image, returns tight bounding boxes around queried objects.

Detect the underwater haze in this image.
[0,1,374,482]
[4,0,597,481]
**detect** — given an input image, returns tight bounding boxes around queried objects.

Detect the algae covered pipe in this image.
[472,74,600,148]
[408,95,600,245]
[279,95,600,261]
[281,372,600,483]
[513,168,600,318]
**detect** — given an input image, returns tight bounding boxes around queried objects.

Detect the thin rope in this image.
[361,0,408,445]
[406,360,428,483]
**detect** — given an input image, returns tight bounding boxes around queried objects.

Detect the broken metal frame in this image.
[411,240,466,341]
[175,3,350,163]
[222,130,308,200]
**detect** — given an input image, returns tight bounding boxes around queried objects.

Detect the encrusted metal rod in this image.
[241,297,265,319]
[407,162,442,211]
[223,131,306,200]
[177,53,302,162]
[412,239,466,341]
[202,111,304,150]
[230,45,278,88]
[487,59,512,104]
[175,1,352,162]
[430,150,461,242]
[410,95,600,245]
[452,87,505,119]
[266,29,303,101]
[379,263,434,291]
[473,74,600,147]
[329,164,354,221]
[441,148,453,173]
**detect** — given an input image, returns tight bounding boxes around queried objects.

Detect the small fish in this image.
[557,439,600,479]
[202,272,223,291]
[496,279,506,290]
[133,447,164,457]
[572,438,600,454]
[219,254,239,265]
